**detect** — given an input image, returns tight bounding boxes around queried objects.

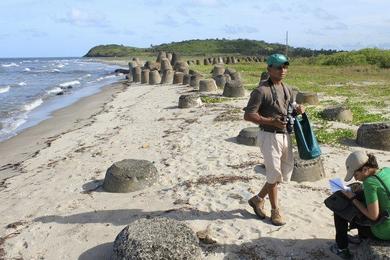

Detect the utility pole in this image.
[285,31,289,57]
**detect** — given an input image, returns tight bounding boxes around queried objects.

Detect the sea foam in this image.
[59,80,80,87]
[24,99,43,111]
[0,86,10,94]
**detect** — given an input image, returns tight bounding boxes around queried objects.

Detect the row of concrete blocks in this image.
[187,55,265,66]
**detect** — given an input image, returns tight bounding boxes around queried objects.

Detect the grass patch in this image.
[200,96,229,103]
[315,127,355,145]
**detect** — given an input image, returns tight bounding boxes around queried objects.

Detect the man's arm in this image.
[244,112,286,129]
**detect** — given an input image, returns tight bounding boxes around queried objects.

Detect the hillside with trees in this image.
[84,39,337,57]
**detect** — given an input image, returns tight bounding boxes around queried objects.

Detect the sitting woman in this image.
[331,151,390,259]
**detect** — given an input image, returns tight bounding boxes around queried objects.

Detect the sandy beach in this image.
[1,73,389,259]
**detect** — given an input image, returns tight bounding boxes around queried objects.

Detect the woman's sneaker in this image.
[330,244,353,259]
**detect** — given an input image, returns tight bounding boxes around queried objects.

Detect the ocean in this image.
[0,57,125,142]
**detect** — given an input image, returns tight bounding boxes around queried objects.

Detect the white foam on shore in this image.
[18,82,27,86]
[1,63,19,67]
[0,86,10,94]
[59,80,80,87]
[47,87,63,95]
[96,75,117,81]
[24,99,43,111]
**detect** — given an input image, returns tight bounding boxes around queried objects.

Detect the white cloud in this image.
[224,25,259,34]
[55,8,109,28]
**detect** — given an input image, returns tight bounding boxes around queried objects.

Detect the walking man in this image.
[244,54,304,226]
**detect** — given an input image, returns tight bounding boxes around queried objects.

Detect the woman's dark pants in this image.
[334,213,373,249]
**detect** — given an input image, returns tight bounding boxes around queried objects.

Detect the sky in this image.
[0,0,389,58]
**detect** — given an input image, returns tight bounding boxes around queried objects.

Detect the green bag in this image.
[293,113,321,160]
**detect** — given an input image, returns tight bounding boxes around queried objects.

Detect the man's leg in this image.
[267,182,278,209]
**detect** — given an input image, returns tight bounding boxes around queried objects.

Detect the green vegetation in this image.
[298,48,390,68]
[84,44,150,57]
[315,127,356,145]
[200,96,229,103]
[84,39,337,57]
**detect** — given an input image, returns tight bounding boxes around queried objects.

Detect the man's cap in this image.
[266,54,289,67]
[345,151,369,182]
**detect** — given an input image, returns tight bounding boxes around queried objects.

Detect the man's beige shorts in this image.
[258,130,294,184]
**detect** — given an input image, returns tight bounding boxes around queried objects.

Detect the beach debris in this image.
[103,159,158,193]
[222,80,246,97]
[199,79,218,92]
[320,106,353,122]
[296,91,320,105]
[141,143,150,149]
[5,220,27,229]
[178,94,203,109]
[356,122,390,151]
[173,198,190,205]
[112,217,202,260]
[214,107,241,122]
[227,160,263,169]
[292,154,325,182]
[182,175,258,188]
[196,227,217,245]
[173,72,185,84]
[236,127,260,146]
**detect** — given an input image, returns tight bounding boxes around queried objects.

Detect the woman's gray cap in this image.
[345,151,369,181]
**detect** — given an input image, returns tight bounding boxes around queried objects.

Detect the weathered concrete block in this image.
[144,61,160,71]
[156,51,166,63]
[103,159,158,193]
[160,58,172,72]
[199,79,217,92]
[183,74,191,85]
[173,61,189,74]
[213,74,231,88]
[292,155,325,182]
[112,218,202,260]
[132,67,141,83]
[141,69,150,84]
[236,127,259,146]
[211,65,225,77]
[178,94,203,108]
[161,69,174,84]
[190,74,204,90]
[149,70,161,85]
[223,80,246,97]
[173,72,185,84]
[356,122,390,151]
[321,106,353,122]
[296,92,320,105]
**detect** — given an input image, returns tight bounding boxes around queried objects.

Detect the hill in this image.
[84,39,337,57]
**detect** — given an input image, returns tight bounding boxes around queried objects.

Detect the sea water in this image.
[0,57,125,142]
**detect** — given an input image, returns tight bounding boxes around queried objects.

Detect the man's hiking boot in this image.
[248,195,267,219]
[271,208,286,226]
